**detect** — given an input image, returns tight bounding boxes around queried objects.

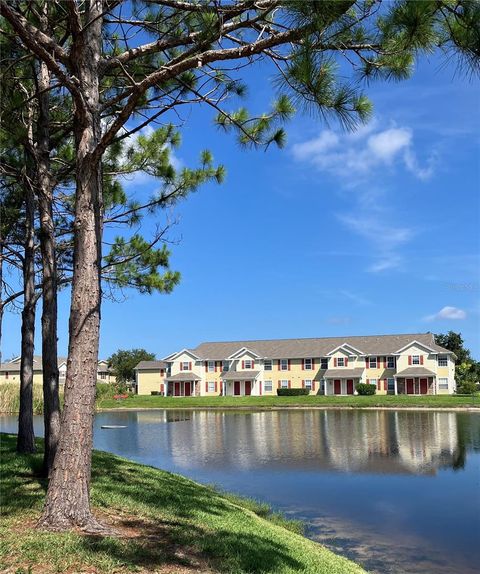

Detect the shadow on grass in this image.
[2,434,305,573]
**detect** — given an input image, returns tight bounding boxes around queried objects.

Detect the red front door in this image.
[334,379,341,395]
[406,378,414,395]
[184,381,191,396]
[244,381,252,396]
[419,378,428,395]
[234,381,241,396]
[174,382,181,396]
[346,379,354,395]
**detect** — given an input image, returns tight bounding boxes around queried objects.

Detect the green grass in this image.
[0,434,366,574]
[97,393,480,410]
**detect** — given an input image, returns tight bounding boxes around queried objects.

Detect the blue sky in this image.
[3,52,479,361]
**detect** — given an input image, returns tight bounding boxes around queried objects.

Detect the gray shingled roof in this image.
[165,371,200,381]
[395,367,437,377]
[221,370,260,381]
[186,333,450,360]
[323,368,365,379]
[1,355,107,372]
[135,360,168,370]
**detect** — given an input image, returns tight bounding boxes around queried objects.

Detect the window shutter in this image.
[180,363,183,371]
[278,360,281,370]
[301,380,304,388]
[252,360,255,369]
[312,358,315,369]
[334,358,337,367]
[219,381,223,395]
[242,360,245,369]
[384,379,388,391]
[189,362,192,370]
[259,382,262,396]
[345,358,349,367]
[378,356,381,368]
[420,356,424,365]
[215,362,218,372]
[302,359,305,370]
[312,381,316,391]
[205,362,208,372]
[288,380,291,389]
[408,355,412,365]
[366,378,370,384]
[205,381,208,393]
[215,381,218,393]
[288,359,291,371]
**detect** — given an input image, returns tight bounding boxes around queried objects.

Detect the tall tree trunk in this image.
[36,41,60,476]
[39,0,105,531]
[17,172,36,454]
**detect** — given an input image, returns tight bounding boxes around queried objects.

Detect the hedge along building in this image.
[134,333,456,397]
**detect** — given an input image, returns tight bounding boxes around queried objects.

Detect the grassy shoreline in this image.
[96,394,480,411]
[1,433,365,574]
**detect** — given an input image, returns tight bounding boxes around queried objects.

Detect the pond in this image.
[2,409,479,574]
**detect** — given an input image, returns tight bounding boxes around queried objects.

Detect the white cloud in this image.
[291,121,435,183]
[425,306,467,321]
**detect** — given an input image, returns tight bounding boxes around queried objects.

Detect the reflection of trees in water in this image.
[161,410,479,476]
[451,413,480,471]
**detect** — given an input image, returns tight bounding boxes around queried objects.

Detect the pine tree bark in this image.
[17,165,37,454]
[36,43,60,476]
[38,0,105,531]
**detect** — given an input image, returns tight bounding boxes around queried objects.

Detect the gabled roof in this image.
[181,333,450,361]
[227,346,262,360]
[135,360,168,370]
[326,343,364,356]
[394,340,438,354]
[162,348,200,361]
[0,356,107,372]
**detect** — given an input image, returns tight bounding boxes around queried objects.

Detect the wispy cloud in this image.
[339,290,372,306]
[424,306,467,321]
[291,119,435,273]
[291,121,437,184]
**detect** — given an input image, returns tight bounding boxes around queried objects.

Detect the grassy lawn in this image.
[0,434,365,574]
[97,393,480,410]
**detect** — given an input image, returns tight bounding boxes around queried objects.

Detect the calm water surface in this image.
[2,409,479,574]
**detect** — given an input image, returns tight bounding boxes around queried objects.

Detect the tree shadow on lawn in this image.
[79,515,303,573]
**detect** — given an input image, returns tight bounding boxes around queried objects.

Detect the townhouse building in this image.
[0,355,115,384]
[134,332,456,397]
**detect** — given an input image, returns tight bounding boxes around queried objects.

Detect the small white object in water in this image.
[101,425,127,429]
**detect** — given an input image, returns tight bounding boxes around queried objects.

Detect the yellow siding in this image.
[137,370,165,395]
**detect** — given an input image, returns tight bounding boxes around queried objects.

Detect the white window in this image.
[337,357,345,367]
[208,361,215,372]
[438,378,449,390]
[321,358,328,370]
[280,359,288,371]
[438,356,448,367]
[304,358,313,370]
[369,378,377,387]
[304,379,312,390]
[387,378,395,391]
[387,357,395,369]
[412,355,420,365]
[182,361,189,371]
[100,372,107,380]
[264,380,273,392]
[222,361,230,371]
[280,379,289,388]
[368,357,377,368]
[208,381,215,393]
[264,360,272,371]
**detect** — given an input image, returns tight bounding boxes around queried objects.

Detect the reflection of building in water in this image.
[163,410,464,475]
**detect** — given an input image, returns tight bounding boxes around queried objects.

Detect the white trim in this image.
[393,340,437,354]
[326,343,364,356]
[226,346,262,360]
[162,348,201,361]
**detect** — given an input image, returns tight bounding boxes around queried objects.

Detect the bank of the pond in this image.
[97,393,480,411]
[0,434,365,574]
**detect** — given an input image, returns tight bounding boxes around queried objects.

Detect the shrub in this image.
[355,383,376,395]
[277,388,310,396]
[151,391,160,395]
[456,380,478,395]
[96,382,116,400]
